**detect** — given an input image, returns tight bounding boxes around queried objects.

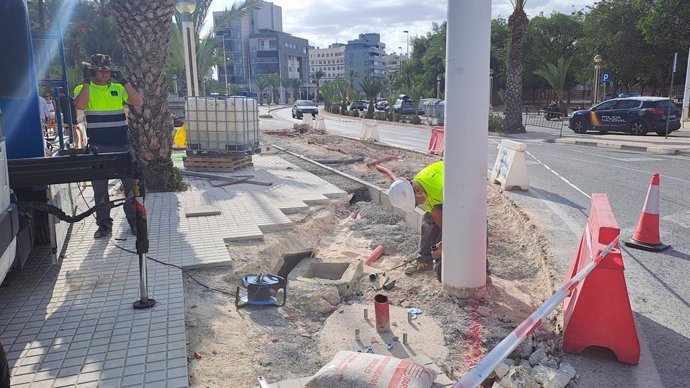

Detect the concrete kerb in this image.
[270,144,425,230]
[555,137,690,157]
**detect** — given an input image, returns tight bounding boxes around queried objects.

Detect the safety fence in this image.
[452,234,618,388]
[522,105,566,134]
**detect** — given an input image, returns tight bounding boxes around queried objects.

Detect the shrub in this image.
[374,112,386,121]
[410,115,422,125]
[331,105,340,114]
[488,113,505,132]
[392,113,401,122]
[351,109,359,118]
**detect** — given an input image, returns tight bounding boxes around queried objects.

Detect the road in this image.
[268,107,690,387]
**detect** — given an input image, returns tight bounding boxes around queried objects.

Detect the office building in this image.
[344,33,386,91]
[309,44,346,81]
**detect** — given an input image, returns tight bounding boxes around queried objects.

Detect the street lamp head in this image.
[489,68,494,76]
[172,74,177,80]
[175,0,196,14]
[403,30,409,34]
[437,74,442,81]
[593,54,603,63]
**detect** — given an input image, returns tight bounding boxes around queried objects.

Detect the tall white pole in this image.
[442,0,490,293]
[222,35,228,94]
[181,17,200,97]
[682,46,690,126]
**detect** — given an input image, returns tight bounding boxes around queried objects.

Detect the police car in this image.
[569,97,681,135]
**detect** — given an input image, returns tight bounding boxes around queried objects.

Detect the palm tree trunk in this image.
[504,9,528,133]
[111,0,177,191]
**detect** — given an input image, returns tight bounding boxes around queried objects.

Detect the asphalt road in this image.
[269,107,690,386]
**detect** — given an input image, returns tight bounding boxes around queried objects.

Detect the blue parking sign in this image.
[601,72,612,84]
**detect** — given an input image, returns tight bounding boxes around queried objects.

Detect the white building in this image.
[309,43,346,80]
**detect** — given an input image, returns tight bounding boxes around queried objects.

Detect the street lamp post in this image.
[489,68,494,108]
[437,74,442,99]
[403,30,409,58]
[221,35,229,95]
[176,0,200,97]
[172,74,178,95]
[592,54,603,105]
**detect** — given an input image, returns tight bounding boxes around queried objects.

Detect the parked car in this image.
[375,100,388,111]
[292,100,319,119]
[394,99,416,115]
[569,97,681,135]
[348,100,366,111]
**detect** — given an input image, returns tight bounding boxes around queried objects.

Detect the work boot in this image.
[93,225,111,239]
[404,258,432,275]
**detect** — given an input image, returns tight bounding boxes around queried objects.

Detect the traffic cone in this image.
[624,173,670,252]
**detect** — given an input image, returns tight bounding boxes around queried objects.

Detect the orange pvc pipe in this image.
[366,155,398,167]
[365,245,385,266]
[375,165,398,181]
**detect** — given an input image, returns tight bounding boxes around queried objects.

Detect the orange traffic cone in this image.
[624,173,670,252]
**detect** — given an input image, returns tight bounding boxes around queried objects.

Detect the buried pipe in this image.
[374,294,391,332]
[365,245,385,266]
[366,155,398,167]
[307,141,350,155]
[312,156,365,165]
[375,164,398,181]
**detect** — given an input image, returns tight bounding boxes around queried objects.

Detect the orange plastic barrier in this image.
[562,193,640,365]
[427,126,444,156]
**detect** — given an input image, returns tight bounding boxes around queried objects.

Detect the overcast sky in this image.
[208,0,597,53]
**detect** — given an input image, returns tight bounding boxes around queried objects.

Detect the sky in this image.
[208,0,597,54]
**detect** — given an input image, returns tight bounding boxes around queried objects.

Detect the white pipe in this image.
[442,0,490,291]
[454,237,619,388]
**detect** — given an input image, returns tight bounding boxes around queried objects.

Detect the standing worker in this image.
[74,54,144,238]
[389,161,444,280]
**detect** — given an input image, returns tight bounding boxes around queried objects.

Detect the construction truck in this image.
[0,2,155,384]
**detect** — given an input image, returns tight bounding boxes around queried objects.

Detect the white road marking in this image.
[525,150,592,200]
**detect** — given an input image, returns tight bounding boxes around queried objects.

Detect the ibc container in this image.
[185,97,259,154]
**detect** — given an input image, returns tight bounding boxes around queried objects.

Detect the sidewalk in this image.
[499,124,690,157]
[0,154,346,387]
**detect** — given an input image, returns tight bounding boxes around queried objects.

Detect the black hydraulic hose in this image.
[17,198,127,223]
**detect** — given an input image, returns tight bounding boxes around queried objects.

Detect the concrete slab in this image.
[184,206,221,217]
[317,303,448,362]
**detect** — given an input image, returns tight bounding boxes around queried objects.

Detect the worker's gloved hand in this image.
[82,66,91,84]
[112,71,129,85]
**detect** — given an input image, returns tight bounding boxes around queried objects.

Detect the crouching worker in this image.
[389,161,443,281]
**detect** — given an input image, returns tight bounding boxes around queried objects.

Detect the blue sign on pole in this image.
[601,72,612,84]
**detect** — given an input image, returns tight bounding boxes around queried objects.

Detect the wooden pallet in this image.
[183,154,253,172]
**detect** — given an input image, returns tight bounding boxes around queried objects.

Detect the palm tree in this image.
[284,78,302,103]
[533,57,573,113]
[310,70,325,101]
[504,0,529,133]
[110,1,176,191]
[266,74,281,104]
[359,78,385,118]
[256,75,270,105]
[320,80,337,110]
[169,0,260,96]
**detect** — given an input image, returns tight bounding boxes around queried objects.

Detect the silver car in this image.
[292,100,318,119]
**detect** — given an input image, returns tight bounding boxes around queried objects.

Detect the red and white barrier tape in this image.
[452,236,619,388]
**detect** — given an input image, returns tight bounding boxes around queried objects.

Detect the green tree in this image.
[110,0,177,191]
[533,57,573,112]
[504,0,529,133]
[284,78,302,103]
[265,74,281,104]
[256,75,271,105]
[310,70,325,101]
[359,78,385,118]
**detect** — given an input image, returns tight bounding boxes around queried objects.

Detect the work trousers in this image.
[91,144,136,229]
[419,207,442,264]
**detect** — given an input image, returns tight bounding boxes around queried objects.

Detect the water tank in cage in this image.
[185,97,259,154]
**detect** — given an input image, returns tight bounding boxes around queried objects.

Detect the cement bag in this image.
[305,351,437,388]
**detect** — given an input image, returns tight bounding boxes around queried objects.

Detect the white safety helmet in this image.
[388,178,415,212]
